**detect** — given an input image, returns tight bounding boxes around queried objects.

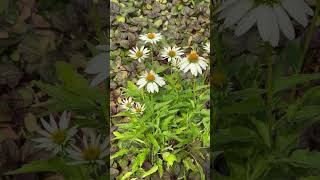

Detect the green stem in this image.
[266,45,273,149]
[193,76,197,105]
[299,2,320,72]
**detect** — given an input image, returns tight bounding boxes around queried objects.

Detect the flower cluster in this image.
[32,111,108,165]
[128,32,209,93]
[119,97,145,115]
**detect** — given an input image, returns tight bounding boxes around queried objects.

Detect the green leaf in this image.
[288,150,320,169]
[142,165,158,178]
[251,118,271,147]
[157,159,163,177]
[5,159,88,180]
[153,100,172,110]
[147,134,160,155]
[121,172,133,180]
[111,149,129,159]
[273,73,320,93]
[214,127,258,146]
[162,152,177,167]
[300,176,320,180]
[124,81,141,97]
[221,97,265,114]
[132,149,149,172]
[183,158,197,171]
[55,61,89,89]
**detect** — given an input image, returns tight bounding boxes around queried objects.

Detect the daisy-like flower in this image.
[217,0,314,46]
[137,70,166,93]
[119,97,134,110]
[129,46,149,62]
[139,32,162,44]
[32,111,77,154]
[204,42,210,54]
[67,132,108,165]
[179,51,208,76]
[161,46,184,63]
[131,102,146,115]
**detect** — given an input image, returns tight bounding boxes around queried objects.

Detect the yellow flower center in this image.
[147,33,156,39]
[51,130,66,144]
[135,107,142,113]
[136,51,144,58]
[168,50,176,57]
[146,73,155,81]
[188,51,199,63]
[126,102,132,108]
[81,146,101,161]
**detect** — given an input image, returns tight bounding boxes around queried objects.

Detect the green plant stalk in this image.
[193,76,197,105]
[266,45,273,149]
[299,2,320,72]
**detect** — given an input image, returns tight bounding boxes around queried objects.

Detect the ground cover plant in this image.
[213,0,320,179]
[110,0,210,179]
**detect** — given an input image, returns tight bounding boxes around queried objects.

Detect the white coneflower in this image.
[131,102,146,115]
[32,111,77,154]
[137,70,166,93]
[139,33,162,44]
[204,42,210,54]
[67,132,108,165]
[171,58,181,69]
[217,0,314,46]
[179,51,208,76]
[129,46,149,62]
[119,97,134,110]
[161,46,184,63]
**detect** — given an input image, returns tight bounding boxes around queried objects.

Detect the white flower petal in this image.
[274,4,295,40]
[152,82,159,92]
[147,83,154,93]
[281,0,308,27]
[59,111,69,130]
[235,8,258,36]
[223,0,253,28]
[49,114,58,130]
[40,118,54,133]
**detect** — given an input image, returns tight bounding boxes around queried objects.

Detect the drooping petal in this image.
[152,82,159,92]
[223,0,253,28]
[269,7,280,47]
[235,7,258,36]
[274,4,295,40]
[147,83,154,93]
[281,0,308,27]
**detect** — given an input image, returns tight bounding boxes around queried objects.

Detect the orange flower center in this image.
[188,51,199,62]
[146,73,155,81]
[168,50,176,57]
[136,51,144,58]
[147,33,156,39]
